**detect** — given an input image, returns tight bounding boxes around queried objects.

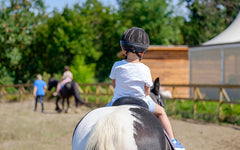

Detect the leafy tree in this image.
[181,0,240,46]
[117,0,184,45]
[0,0,45,84]
[33,4,102,83]
[71,55,96,83]
[79,0,123,82]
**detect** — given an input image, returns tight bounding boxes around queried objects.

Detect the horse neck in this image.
[53,80,58,88]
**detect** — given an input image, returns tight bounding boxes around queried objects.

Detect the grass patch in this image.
[165,99,240,126]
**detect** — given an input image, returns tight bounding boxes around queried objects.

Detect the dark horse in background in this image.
[72,77,174,150]
[48,78,85,113]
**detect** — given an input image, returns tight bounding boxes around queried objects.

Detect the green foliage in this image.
[0,0,45,83]
[181,0,240,45]
[33,3,103,80]
[70,55,96,83]
[82,2,123,81]
[222,104,240,116]
[165,100,240,125]
[117,0,184,45]
[0,67,14,85]
[0,0,240,84]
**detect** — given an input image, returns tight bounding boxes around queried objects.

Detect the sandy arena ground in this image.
[0,99,240,150]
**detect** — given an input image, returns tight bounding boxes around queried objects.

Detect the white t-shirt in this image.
[109,59,153,104]
[63,71,73,80]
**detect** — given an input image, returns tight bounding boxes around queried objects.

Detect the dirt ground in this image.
[0,99,240,150]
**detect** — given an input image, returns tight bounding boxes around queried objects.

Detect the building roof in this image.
[148,45,188,51]
[117,45,189,57]
[203,12,240,46]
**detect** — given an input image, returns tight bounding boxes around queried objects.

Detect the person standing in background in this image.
[33,74,47,113]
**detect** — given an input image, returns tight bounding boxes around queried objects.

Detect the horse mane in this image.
[151,77,160,95]
[85,106,138,150]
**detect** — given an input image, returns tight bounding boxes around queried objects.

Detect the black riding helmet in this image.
[120,27,150,60]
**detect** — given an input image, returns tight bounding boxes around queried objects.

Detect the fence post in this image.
[107,85,114,103]
[96,85,100,104]
[218,87,223,120]
[222,88,232,107]
[18,86,23,102]
[193,86,198,119]
[171,86,176,113]
[85,86,89,103]
[0,86,6,99]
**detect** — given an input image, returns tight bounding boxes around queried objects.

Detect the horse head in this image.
[150,77,167,107]
[47,77,58,91]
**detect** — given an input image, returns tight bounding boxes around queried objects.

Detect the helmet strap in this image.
[124,51,144,61]
[135,52,142,61]
[124,51,128,59]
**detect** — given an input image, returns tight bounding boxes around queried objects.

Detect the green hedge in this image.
[165,100,240,126]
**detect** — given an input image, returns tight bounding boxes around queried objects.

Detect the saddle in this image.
[112,96,149,109]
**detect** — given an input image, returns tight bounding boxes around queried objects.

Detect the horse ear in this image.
[155,77,160,89]
[152,77,160,95]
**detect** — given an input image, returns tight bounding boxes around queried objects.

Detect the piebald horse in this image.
[72,78,174,150]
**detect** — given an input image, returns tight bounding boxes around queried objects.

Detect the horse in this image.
[48,78,85,113]
[150,77,172,108]
[72,78,174,150]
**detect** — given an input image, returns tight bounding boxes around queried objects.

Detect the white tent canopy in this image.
[203,12,240,45]
[189,12,240,99]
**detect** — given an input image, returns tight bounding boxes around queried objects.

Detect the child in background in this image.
[54,65,73,96]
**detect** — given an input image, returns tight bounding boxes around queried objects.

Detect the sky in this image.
[44,0,118,12]
[44,0,189,18]
[0,0,188,18]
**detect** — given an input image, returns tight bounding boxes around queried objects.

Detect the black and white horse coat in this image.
[72,105,172,150]
[72,78,174,150]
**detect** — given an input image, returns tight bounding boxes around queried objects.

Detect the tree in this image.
[182,0,240,46]
[79,0,123,82]
[33,3,103,83]
[117,0,184,45]
[0,0,45,84]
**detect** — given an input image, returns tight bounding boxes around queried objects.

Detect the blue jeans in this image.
[34,95,44,112]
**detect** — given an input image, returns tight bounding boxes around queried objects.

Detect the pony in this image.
[48,78,85,113]
[72,78,174,150]
[150,77,172,108]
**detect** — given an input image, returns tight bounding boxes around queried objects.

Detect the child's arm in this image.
[112,79,116,88]
[144,83,150,96]
[33,86,37,97]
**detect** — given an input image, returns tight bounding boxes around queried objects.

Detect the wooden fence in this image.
[0,84,33,102]
[77,83,115,104]
[160,84,240,119]
[1,83,240,119]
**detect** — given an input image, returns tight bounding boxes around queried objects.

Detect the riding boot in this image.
[34,97,38,112]
[41,104,44,113]
[34,103,37,112]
